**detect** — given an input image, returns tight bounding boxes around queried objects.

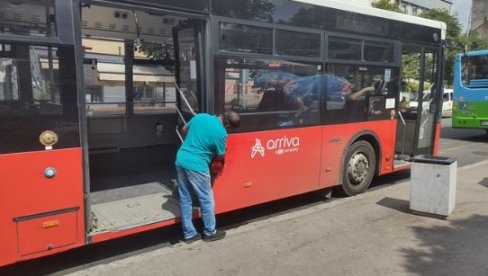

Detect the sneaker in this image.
[203,230,226,242]
[183,233,201,244]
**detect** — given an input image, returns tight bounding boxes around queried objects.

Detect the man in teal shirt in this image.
[175,111,240,243]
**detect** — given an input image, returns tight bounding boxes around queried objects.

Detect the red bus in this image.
[0,0,445,266]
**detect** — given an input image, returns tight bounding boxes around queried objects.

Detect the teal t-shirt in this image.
[175,113,227,173]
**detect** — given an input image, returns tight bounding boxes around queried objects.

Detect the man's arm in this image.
[181,124,189,137]
[349,86,374,100]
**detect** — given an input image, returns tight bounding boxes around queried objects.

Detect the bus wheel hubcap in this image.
[348,153,369,185]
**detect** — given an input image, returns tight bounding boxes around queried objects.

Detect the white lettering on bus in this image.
[266,136,300,150]
[251,136,300,158]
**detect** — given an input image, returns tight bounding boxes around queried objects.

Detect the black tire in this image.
[340,141,376,196]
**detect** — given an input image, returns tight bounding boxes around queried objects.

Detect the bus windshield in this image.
[461,55,488,88]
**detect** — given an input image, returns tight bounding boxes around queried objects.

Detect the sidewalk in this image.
[66,160,488,276]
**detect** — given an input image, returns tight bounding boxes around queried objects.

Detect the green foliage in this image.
[138,42,174,61]
[419,9,461,85]
[420,9,461,39]
[372,0,400,12]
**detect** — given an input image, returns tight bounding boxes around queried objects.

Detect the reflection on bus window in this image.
[0,0,56,37]
[0,44,80,153]
[217,58,321,131]
[325,64,397,124]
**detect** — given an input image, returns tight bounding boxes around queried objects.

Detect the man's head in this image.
[341,81,353,93]
[222,111,241,129]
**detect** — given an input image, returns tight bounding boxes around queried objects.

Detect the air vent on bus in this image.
[109,23,116,30]
[82,20,88,28]
[94,22,102,29]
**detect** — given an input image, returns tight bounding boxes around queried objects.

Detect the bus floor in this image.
[89,166,180,234]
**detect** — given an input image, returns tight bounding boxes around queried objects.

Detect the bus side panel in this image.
[0,149,84,266]
[319,120,397,189]
[213,127,322,213]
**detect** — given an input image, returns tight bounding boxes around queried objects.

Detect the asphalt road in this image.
[1,118,487,276]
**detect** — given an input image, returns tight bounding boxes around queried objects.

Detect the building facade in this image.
[471,0,488,39]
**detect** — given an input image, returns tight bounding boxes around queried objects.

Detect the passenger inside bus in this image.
[256,74,315,127]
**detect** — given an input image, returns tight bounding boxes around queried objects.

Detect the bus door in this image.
[0,0,84,266]
[396,45,439,158]
[173,21,206,118]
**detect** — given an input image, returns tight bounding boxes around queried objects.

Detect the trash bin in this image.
[410,155,457,218]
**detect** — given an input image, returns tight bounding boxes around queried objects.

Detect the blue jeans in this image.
[176,166,216,239]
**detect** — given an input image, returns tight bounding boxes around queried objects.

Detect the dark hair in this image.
[223,111,241,129]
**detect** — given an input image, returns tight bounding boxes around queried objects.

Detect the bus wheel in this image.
[341,141,376,196]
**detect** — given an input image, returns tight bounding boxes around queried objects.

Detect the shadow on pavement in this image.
[400,214,488,275]
[479,178,488,189]
[376,197,410,214]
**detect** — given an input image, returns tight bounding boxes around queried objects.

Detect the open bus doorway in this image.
[80,4,206,235]
[395,45,439,162]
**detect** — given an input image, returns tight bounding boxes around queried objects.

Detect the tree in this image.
[372,0,400,12]
[419,9,488,86]
[420,9,461,41]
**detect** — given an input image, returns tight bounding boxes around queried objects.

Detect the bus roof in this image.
[458,50,488,57]
[294,0,446,40]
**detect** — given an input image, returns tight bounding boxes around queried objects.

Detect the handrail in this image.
[174,82,196,115]
[398,111,406,158]
[176,125,184,143]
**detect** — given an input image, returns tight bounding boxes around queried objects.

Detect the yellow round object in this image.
[39,130,58,147]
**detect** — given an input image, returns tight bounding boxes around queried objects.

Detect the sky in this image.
[451,0,472,32]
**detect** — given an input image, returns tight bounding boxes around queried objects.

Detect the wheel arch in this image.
[338,130,382,185]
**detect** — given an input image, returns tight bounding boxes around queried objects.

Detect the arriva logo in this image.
[251,136,300,158]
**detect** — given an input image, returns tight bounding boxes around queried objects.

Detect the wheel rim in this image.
[347,152,370,185]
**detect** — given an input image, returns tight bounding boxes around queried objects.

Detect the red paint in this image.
[0,118,439,266]
[212,120,397,214]
[213,127,322,213]
[0,149,84,266]
[433,122,441,156]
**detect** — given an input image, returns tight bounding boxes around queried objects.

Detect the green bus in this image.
[452,50,488,133]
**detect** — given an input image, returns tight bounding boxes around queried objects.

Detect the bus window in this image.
[220,23,273,55]
[364,41,394,63]
[0,0,56,37]
[461,55,488,88]
[0,44,79,154]
[325,64,398,124]
[83,38,127,115]
[216,57,321,131]
[81,5,178,116]
[275,29,321,58]
[133,42,176,114]
[328,37,361,60]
